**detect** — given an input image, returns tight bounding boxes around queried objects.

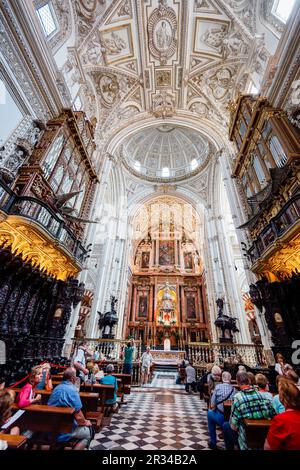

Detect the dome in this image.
[122,125,210,180]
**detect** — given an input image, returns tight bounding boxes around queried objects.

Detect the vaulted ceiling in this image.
[63,0,269,149]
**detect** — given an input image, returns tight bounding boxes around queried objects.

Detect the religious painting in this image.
[100,24,133,64]
[159,240,175,266]
[184,252,193,270]
[141,251,150,269]
[138,294,148,318]
[186,295,197,319]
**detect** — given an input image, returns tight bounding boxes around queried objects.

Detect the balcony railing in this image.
[0,178,87,264]
[247,194,300,263]
[186,342,265,368]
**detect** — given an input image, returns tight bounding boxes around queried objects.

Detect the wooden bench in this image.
[113,374,132,403]
[223,400,232,421]
[11,404,74,449]
[51,374,64,382]
[243,419,271,450]
[79,383,115,415]
[12,386,105,433]
[0,433,27,449]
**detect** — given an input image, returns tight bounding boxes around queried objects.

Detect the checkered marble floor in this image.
[146,371,184,389]
[91,372,217,451]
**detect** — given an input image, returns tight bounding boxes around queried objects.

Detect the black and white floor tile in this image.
[91,372,218,451]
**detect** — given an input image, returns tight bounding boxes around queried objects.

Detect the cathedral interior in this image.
[0,0,300,454]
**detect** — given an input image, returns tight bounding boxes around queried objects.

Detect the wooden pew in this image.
[51,374,64,382]
[0,433,27,449]
[112,374,131,403]
[223,400,232,421]
[11,404,74,449]
[11,387,103,432]
[243,419,271,450]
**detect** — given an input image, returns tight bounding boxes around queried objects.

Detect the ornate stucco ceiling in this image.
[62,0,268,143]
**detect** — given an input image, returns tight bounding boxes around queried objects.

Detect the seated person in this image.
[36,363,53,391]
[208,365,222,394]
[272,375,285,414]
[100,364,118,410]
[207,371,236,450]
[0,390,19,436]
[285,369,300,389]
[0,376,5,391]
[85,361,96,384]
[198,364,213,400]
[93,364,104,381]
[185,361,197,393]
[16,367,42,408]
[255,373,273,400]
[48,367,93,450]
[264,377,300,450]
[247,372,256,386]
[274,353,285,376]
[282,363,294,377]
[222,371,275,450]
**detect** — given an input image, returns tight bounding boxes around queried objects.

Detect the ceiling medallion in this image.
[94,72,120,107]
[151,91,176,119]
[147,0,177,65]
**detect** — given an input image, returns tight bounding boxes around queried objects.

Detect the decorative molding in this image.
[147,0,177,65]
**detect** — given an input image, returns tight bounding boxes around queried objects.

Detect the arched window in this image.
[162,167,170,178]
[190,159,198,171]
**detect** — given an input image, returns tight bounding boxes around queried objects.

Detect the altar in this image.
[151,349,185,365]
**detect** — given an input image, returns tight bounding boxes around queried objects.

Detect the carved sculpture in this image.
[214,298,239,343]
[97,295,118,338]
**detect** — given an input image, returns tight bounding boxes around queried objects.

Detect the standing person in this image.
[16,368,42,408]
[123,340,135,375]
[141,346,153,385]
[185,361,197,393]
[93,347,100,361]
[73,342,91,383]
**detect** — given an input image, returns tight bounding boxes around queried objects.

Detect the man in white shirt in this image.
[73,342,92,382]
[185,361,197,393]
[141,346,153,385]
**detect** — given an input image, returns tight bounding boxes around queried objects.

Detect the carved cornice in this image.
[0,215,81,280]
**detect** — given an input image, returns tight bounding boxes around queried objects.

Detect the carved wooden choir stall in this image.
[0,109,98,372]
[229,95,300,357]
